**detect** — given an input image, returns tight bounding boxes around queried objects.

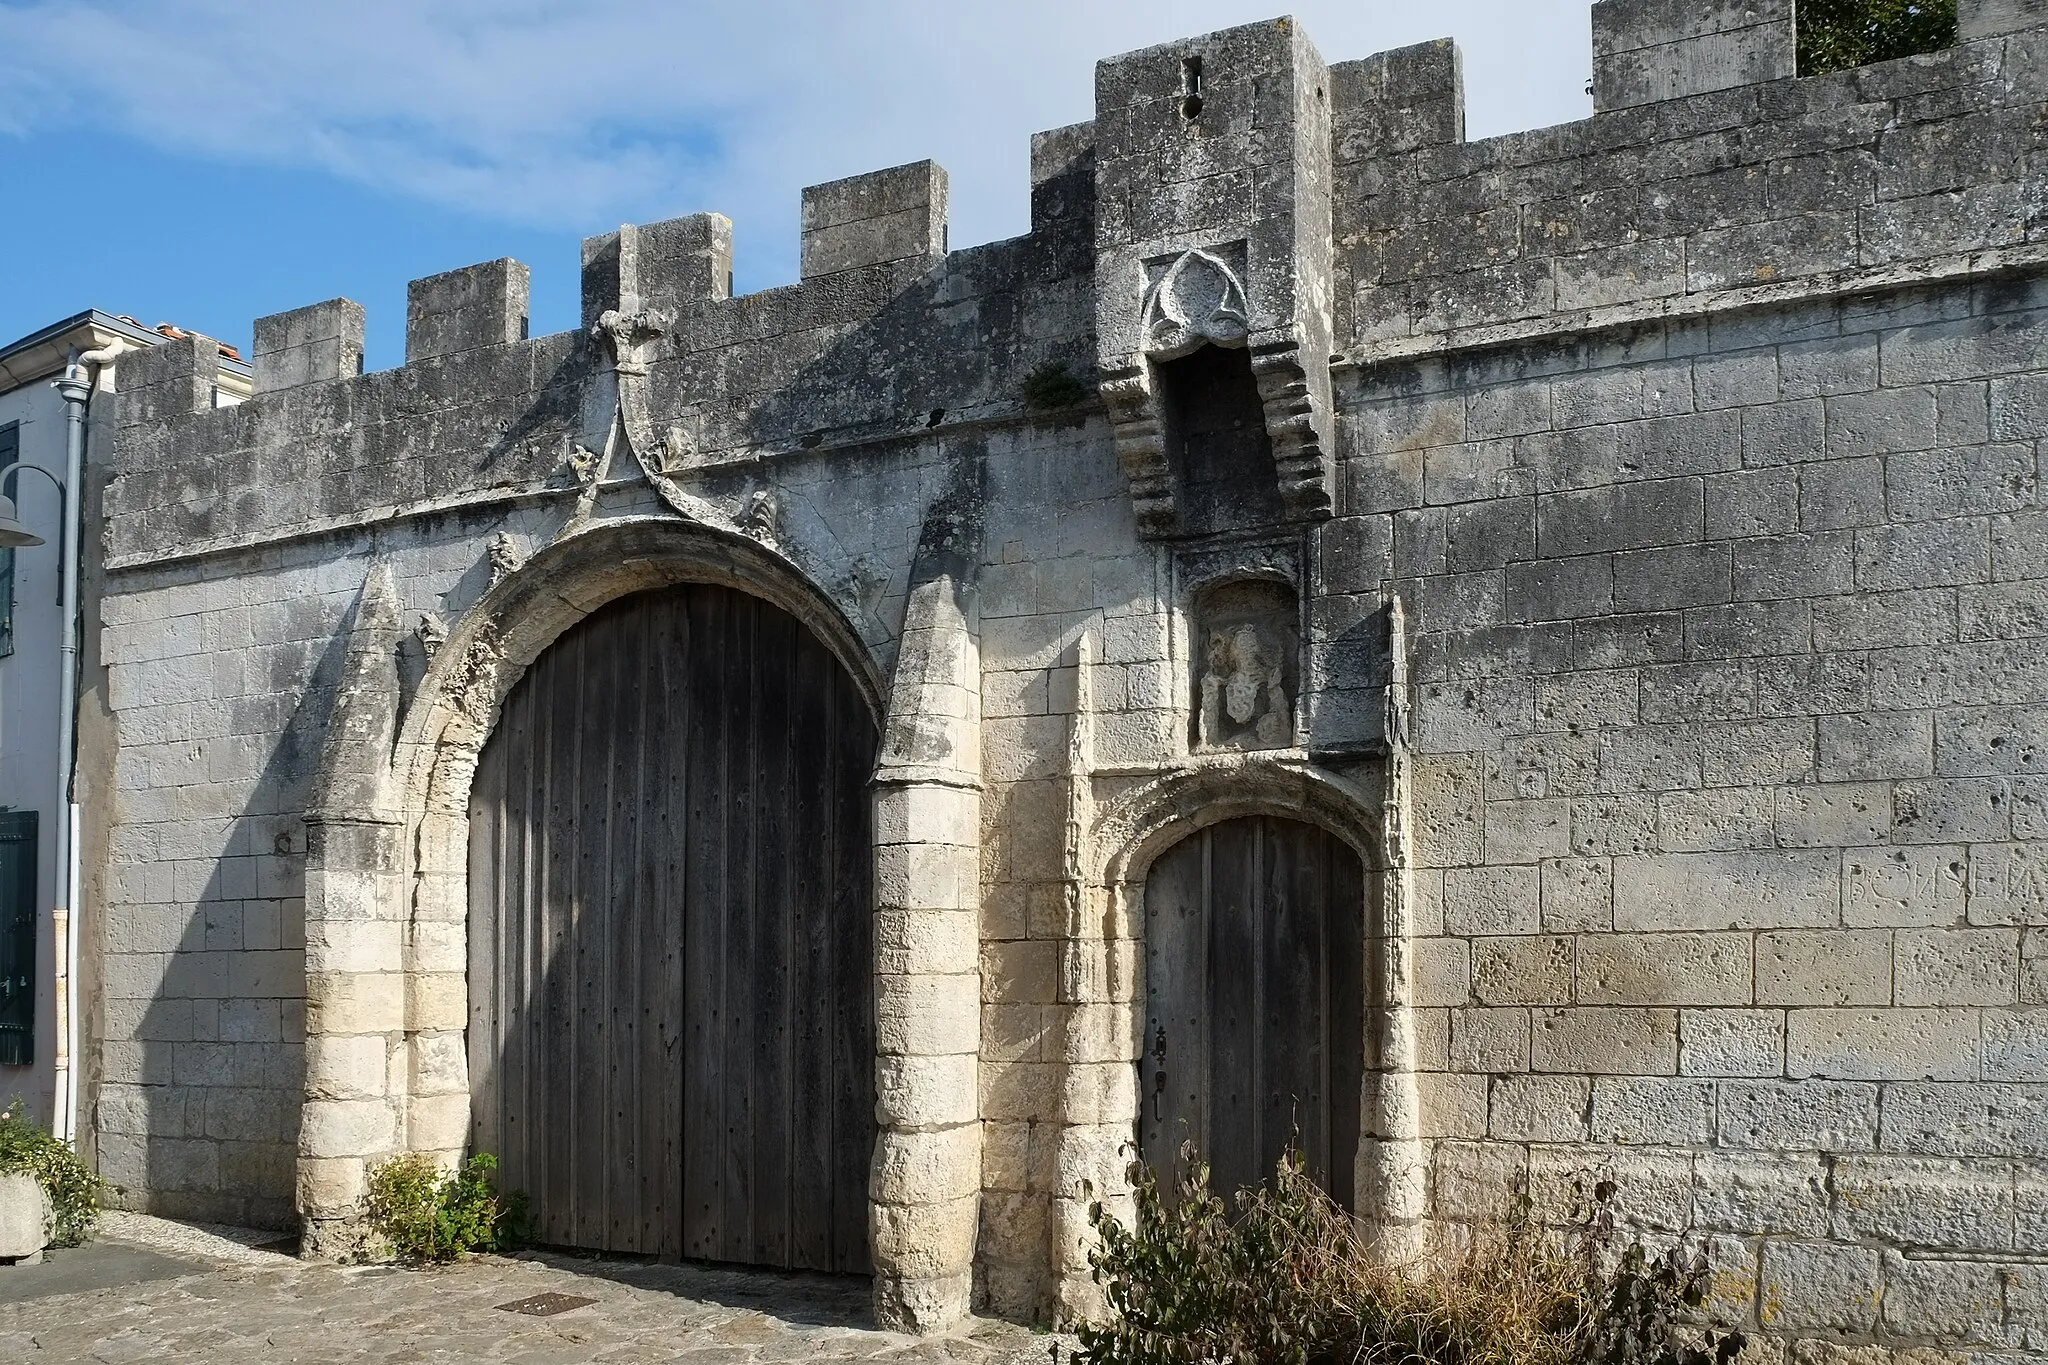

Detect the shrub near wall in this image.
[1080,1150,1744,1365]
[1798,0,1957,72]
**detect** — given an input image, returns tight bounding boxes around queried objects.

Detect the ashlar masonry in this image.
[85,0,2048,1354]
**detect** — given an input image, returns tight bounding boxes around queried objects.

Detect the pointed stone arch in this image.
[296,516,886,1258]
[1049,753,1422,1319]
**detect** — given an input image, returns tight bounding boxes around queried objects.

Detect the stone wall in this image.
[1342,284,2048,1349]
[84,3,2048,1356]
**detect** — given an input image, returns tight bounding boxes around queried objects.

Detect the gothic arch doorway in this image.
[466,581,876,1271]
[1140,814,1366,1207]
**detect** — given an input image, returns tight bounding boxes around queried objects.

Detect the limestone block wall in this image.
[90,494,591,1229]
[975,417,1156,1319]
[79,2,2048,1354]
[1332,282,2048,1349]
[1317,14,2048,1354]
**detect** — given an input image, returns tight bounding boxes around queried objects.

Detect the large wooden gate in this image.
[1140,816,1366,1207]
[468,582,876,1271]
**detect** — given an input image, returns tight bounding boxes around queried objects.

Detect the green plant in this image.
[1798,0,1956,75]
[1022,362,1091,412]
[363,1152,526,1262]
[0,1104,103,1247]
[1078,1146,1743,1365]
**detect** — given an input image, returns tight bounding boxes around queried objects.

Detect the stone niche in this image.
[1144,243,1290,538]
[1189,576,1300,752]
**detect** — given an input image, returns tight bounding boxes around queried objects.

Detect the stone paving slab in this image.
[0,1216,1071,1364]
[0,1239,216,1306]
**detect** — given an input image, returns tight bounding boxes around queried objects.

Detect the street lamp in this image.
[0,464,63,549]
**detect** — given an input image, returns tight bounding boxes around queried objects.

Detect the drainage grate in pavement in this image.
[494,1291,598,1317]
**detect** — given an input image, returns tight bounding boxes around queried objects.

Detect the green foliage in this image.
[1078,1146,1744,1365]
[0,1104,103,1247]
[364,1152,526,1262]
[1798,0,1957,75]
[1022,362,1091,412]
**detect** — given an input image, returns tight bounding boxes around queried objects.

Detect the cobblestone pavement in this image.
[0,1215,1071,1364]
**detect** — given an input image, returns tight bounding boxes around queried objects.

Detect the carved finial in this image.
[592,307,672,377]
[416,613,447,660]
[1386,593,1411,749]
[737,486,780,541]
[488,532,524,586]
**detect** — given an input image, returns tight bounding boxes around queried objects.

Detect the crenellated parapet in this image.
[107,5,2048,571]
[1335,0,2048,361]
[103,166,1091,573]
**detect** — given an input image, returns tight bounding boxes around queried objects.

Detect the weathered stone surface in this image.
[0,1214,1068,1363]
[0,1175,47,1260]
[86,7,2048,1349]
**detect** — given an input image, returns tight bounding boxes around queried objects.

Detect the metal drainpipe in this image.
[49,343,109,1146]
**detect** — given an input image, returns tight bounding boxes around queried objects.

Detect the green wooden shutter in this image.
[0,811,36,1066]
[0,422,17,660]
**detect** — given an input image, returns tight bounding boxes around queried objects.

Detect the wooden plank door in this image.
[1140,815,1366,1208]
[468,582,876,1272]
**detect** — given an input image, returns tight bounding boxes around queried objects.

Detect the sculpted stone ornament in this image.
[586,305,730,533]
[1198,622,1291,750]
[449,624,504,729]
[737,486,780,542]
[554,437,612,535]
[416,613,447,660]
[487,533,524,586]
[591,307,672,378]
[1141,248,1250,359]
[561,443,602,489]
[1189,575,1299,753]
[593,307,673,478]
[657,424,694,475]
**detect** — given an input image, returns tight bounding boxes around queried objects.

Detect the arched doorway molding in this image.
[1051,752,1400,1319]
[394,515,885,817]
[297,514,885,1260]
[1098,756,1384,914]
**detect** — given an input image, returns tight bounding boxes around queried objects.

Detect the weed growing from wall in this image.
[1022,362,1091,412]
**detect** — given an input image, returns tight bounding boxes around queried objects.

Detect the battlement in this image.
[108,2,2048,566]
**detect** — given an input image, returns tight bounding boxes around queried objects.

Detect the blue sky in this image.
[0,2,1595,371]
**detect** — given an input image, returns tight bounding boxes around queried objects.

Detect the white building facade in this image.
[0,311,248,1128]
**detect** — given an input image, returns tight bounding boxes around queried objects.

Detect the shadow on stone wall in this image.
[114,589,355,1229]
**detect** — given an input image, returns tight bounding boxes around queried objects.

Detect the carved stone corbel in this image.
[1099,362,1174,538]
[1249,338,1333,523]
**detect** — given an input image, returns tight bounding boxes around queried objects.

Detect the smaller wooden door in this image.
[1141,816,1366,1207]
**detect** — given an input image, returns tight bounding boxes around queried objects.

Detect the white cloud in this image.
[0,0,1593,279]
